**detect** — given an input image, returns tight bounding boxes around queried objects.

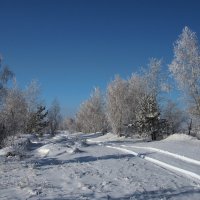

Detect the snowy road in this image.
[88,133,200,182]
[106,145,200,182]
[1,132,200,199]
[120,145,200,172]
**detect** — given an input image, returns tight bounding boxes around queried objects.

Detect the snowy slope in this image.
[0,132,200,199]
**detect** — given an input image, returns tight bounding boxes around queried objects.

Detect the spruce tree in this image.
[26,106,48,136]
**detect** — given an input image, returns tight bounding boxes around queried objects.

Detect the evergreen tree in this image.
[26,106,48,136]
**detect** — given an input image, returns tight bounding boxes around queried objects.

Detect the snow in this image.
[0,147,12,156]
[87,132,142,144]
[121,145,200,165]
[107,145,200,182]
[87,132,122,143]
[164,133,198,141]
[1,132,200,199]
[129,133,200,161]
[37,147,50,157]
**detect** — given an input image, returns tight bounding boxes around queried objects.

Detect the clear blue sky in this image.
[0,0,200,115]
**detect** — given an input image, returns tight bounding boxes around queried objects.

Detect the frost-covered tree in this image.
[0,56,14,146]
[135,94,160,139]
[143,58,163,97]
[128,59,165,139]
[24,80,42,113]
[1,85,28,136]
[162,100,186,134]
[0,55,14,105]
[106,59,164,138]
[106,76,129,135]
[76,88,108,133]
[127,74,146,124]
[24,80,49,135]
[48,99,62,135]
[64,117,77,133]
[169,26,200,117]
[135,59,164,139]
[26,106,48,136]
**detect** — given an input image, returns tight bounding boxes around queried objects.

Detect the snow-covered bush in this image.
[2,134,31,157]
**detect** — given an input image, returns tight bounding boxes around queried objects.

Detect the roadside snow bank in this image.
[164,134,197,141]
[87,132,125,143]
[0,134,33,157]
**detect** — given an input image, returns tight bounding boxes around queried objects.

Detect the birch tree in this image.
[76,88,108,133]
[169,26,200,117]
[0,56,14,146]
[0,55,14,105]
[24,80,42,113]
[106,76,129,135]
[2,85,28,136]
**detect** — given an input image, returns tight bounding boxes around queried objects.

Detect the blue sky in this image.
[0,0,200,115]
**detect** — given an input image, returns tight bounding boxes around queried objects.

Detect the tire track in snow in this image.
[121,145,200,166]
[107,145,200,182]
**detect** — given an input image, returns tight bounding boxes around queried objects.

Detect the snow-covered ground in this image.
[0,132,200,199]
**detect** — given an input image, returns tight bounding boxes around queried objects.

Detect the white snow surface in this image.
[164,133,198,141]
[0,132,200,199]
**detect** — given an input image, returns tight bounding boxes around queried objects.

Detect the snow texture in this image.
[0,132,200,199]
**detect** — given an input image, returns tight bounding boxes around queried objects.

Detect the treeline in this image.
[68,26,200,139]
[1,26,200,146]
[72,59,185,140]
[0,61,62,147]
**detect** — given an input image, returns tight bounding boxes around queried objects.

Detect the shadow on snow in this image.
[45,186,200,200]
[33,154,135,167]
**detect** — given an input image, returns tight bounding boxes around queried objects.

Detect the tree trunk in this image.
[188,119,192,135]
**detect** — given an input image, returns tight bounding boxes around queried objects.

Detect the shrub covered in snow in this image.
[2,134,32,158]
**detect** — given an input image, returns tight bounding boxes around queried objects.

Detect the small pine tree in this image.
[136,94,160,140]
[26,106,48,136]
